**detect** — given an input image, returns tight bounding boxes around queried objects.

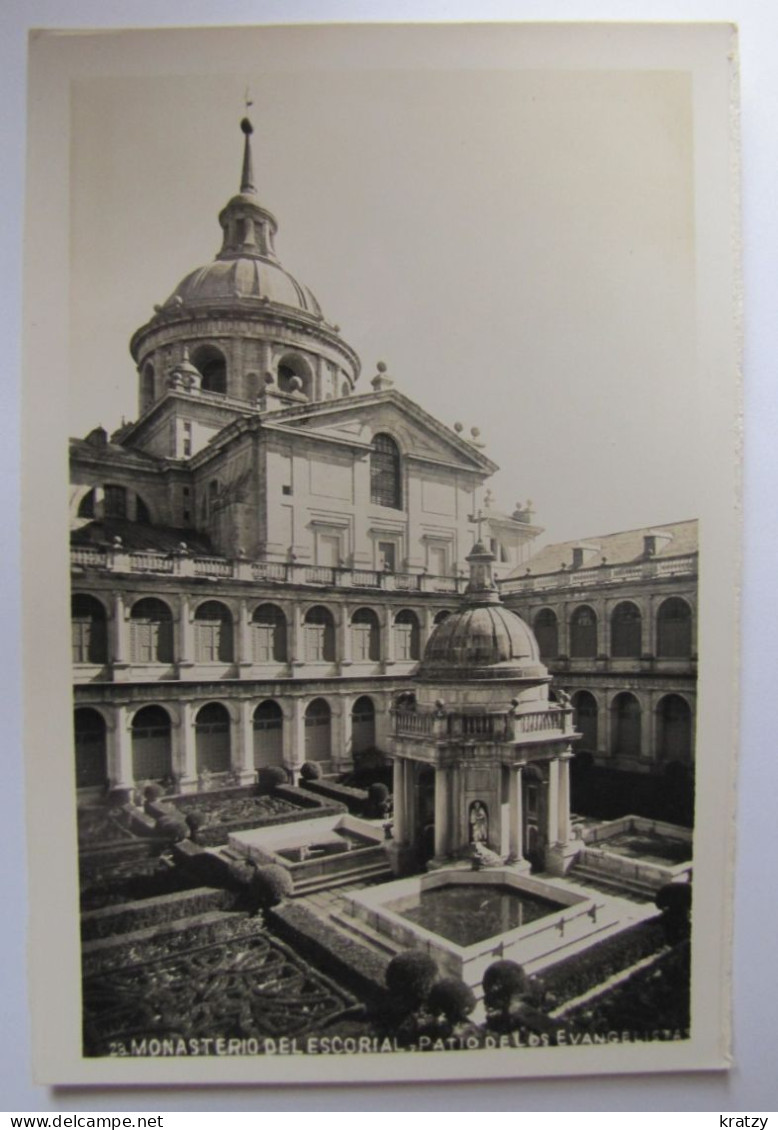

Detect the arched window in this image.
[71,594,107,664]
[130,598,173,664]
[305,698,332,762]
[610,601,642,658]
[533,608,558,660]
[195,702,231,774]
[656,694,693,764]
[571,690,598,752]
[433,609,452,625]
[251,604,287,663]
[131,705,172,781]
[304,606,335,662]
[194,601,234,663]
[657,598,693,658]
[351,607,380,662]
[570,605,597,658]
[192,345,227,394]
[351,696,376,755]
[277,355,312,399]
[141,363,155,411]
[611,693,641,757]
[253,700,283,769]
[103,484,127,519]
[74,708,107,789]
[370,433,401,509]
[77,490,95,519]
[394,609,420,661]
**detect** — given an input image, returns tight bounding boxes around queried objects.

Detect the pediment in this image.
[266,392,495,473]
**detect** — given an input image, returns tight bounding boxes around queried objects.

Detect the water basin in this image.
[385,884,566,947]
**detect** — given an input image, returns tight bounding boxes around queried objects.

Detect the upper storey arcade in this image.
[128,118,360,418]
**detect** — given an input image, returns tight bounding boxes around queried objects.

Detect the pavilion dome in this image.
[419,541,547,681]
[161,256,324,318]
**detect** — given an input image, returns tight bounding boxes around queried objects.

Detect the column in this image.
[643,692,654,764]
[236,599,252,671]
[547,759,560,845]
[382,606,395,667]
[178,700,198,790]
[420,607,435,656]
[112,592,130,676]
[558,601,569,657]
[434,766,449,859]
[557,752,572,845]
[290,603,304,670]
[338,608,352,668]
[287,697,307,776]
[393,758,406,843]
[234,699,256,785]
[178,594,195,670]
[596,600,608,657]
[403,760,417,848]
[508,764,524,862]
[111,704,134,792]
[332,697,351,771]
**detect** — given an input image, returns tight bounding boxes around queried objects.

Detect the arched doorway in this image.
[74,708,107,789]
[570,605,597,658]
[394,610,420,660]
[656,694,693,764]
[251,604,287,663]
[194,601,234,663]
[351,696,376,755]
[611,693,641,757]
[303,606,336,662]
[657,598,693,657]
[571,690,598,752]
[533,608,558,661]
[610,601,642,657]
[195,703,231,774]
[71,594,108,664]
[130,598,174,664]
[351,608,380,662]
[131,705,172,782]
[253,700,284,768]
[192,345,227,394]
[304,698,332,762]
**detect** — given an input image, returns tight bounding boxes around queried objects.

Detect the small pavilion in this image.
[390,541,579,874]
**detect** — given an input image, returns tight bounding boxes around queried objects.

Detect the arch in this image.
[570,604,598,658]
[304,697,332,762]
[303,605,336,662]
[141,362,155,411]
[277,353,313,399]
[351,607,380,662]
[657,597,693,658]
[131,705,172,781]
[610,601,642,658]
[74,707,107,789]
[370,433,402,509]
[656,694,693,764]
[195,702,231,774]
[611,692,641,757]
[533,608,558,661]
[191,344,227,394]
[71,594,108,664]
[251,603,287,663]
[135,494,151,524]
[76,485,152,525]
[433,609,452,625]
[130,598,174,664]
[253,700,284,769]
[103,484,128,519]
[351,695,376,755]
[394,609,420,660]
[194,600,234,663]
[77,489,95,519]
[571,690,598,752]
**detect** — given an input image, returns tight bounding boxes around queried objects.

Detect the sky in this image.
[69,38,698,547]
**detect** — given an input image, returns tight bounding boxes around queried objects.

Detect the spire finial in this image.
[239,114,256,195]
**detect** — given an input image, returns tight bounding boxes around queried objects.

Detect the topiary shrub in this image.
[246,864,294,914]
[655,881,692,943]
[428,977,476,1029]
[483,960,529,1029]
[154,812,189,844]
[367,782,391,818]
[385,950,439,1014]
[262,766,288,792]
[184,809,207,843]
[300,761,322,782]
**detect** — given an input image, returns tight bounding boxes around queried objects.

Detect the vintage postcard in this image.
[23,23,740,1086]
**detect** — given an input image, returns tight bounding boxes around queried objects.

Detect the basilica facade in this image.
[70,119,541,799]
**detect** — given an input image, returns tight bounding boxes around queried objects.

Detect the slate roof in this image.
[506,519,698,579]
[71,519,214,556]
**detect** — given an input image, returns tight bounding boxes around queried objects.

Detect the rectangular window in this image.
[378,541,396,572]
[395,624,413,661]
[352,623,373,662]
[103,485,127,519]
[253,625,275,664]
[305,624,326,662]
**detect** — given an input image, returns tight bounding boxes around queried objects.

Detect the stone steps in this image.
[568,863,659,900]
[292,859,393,896]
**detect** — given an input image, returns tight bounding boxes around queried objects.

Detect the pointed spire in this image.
[240,117,256,195]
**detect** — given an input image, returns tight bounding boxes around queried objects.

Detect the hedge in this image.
[534,916,668,1010]
[268,901,389,1006]
[81,886,232,941]
[299,779,369,815]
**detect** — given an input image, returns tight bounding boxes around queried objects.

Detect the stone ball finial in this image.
[376,361,387,373]
[333,324,341,332]
[241,117,254,136]
[471,426,481,438]
[289,375,303,392]
[454,422,463,433]
[264,372,275,385]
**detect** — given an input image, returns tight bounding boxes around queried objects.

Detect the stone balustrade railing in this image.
[500,553,698,595]
[394,705,575,742]
[71,546,469,595]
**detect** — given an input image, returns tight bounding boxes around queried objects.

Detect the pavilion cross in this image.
[469,507,486,542]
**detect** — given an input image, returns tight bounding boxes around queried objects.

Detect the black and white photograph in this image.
[22,22,740,1088]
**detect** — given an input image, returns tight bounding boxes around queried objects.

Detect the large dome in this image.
[162,256,323,318]
[419,541,547,682]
